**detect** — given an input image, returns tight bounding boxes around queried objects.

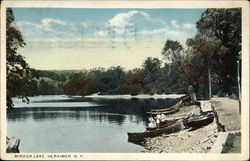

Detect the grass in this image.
[222,132,241,153]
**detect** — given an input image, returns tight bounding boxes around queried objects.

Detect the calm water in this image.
[7,95,179,153]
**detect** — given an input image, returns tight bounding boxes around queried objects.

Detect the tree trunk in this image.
[237,59,241,114]
[208,65,212,99]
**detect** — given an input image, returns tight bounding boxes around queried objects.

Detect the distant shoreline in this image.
[84,94,185,99]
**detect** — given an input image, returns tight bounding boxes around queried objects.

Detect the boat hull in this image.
[146,107,179,115]
[146,119,180,131]
[127,120,184,142]
[184,113,214,128]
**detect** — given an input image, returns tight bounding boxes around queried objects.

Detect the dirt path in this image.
[210,97,240,131]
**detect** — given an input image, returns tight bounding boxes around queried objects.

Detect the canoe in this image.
[146,119,180,131]
[127,119,184,142]
[146,105,179,115]
[184,112,214,128]
[162,113,192,121]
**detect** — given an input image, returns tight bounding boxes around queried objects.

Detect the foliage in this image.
[6,8,34,108]
[122,68,145,95]
[87,66,126,95]
[142,57,162,94]
[222,132,241,153]
[158,63,188,94]
[196,8,241,94]
[160,8,241,98]
[62,72,95,96]
[31,69,67,82]
[59,60,188,96]
[184,34,228,97]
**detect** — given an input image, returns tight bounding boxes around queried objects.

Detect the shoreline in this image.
[142,97,240,153]
[84,94,185,99]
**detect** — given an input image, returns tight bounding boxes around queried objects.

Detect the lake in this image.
[7,95,181,153]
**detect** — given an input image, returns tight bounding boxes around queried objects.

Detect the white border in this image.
[0,0,249,160]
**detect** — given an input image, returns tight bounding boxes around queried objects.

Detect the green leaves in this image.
[161,40,183,61]
[196,8,241,94]
[6,8,33,108]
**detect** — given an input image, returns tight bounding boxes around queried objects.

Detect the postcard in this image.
[0,0,249,160]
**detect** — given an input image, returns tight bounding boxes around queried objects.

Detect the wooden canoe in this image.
[146,105,179,115]
[146,119,180,131]
[127,119,184,142]
[184,112,214,128]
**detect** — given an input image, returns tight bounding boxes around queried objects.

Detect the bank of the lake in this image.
[143,97,240,153]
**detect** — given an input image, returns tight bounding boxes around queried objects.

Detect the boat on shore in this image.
[184,112,214,128]
[146,105,179,115]
[146,119,180,131]
[127,119,184,142]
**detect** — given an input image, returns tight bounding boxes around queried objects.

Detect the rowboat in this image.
[146,119,180,131]
[146,105,179,115]
[184,112,214,128]
[127,119,184,142]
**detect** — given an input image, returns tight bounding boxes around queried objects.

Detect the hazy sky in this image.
[13,8,206,70]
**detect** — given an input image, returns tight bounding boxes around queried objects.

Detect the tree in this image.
[142,57,162,94]
[161,40,197,91]
[184,34,228,98]
[122,68,145,95]
[158,63,188,94]
[6,8,33,108]
[38,79,56,95]
[101,66,126,94]
[196,8,241,95]
[62,72,95,96]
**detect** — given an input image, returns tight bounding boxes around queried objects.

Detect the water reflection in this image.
[8,97,179,126]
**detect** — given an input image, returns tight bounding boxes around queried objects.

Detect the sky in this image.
[12,8,206,70]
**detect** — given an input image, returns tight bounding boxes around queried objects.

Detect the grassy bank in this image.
[222,132,241,153]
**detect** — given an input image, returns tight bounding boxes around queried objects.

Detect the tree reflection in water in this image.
[7,96,179,126]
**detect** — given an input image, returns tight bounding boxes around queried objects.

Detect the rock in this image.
[6,137,20,153]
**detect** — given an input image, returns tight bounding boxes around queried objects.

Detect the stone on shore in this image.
[6,137,20,153]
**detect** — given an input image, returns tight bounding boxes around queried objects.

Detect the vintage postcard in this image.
[0,0,249,160]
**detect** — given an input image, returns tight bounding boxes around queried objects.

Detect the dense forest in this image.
[6,8,241,108]
[28,60,188,97]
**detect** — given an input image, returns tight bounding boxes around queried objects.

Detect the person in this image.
[148,117,156,128]
[160,113,167,121]
[156,118,160,128]
[155,113,167,122]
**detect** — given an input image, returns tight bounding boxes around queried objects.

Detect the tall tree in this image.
[196,8,241,94]
[184,34,227,98]
[62,72,95,96]
[122,68,145,95]
[6,8,33,108]
[161,40,197,91]
[142,57,162,94]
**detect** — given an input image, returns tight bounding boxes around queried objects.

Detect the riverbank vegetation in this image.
[222,132,241,153]
[6,8,241,108]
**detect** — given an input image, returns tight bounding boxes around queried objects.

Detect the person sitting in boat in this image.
[148,117,156,128]
[155,113,167,122]
[156,118,160,128]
